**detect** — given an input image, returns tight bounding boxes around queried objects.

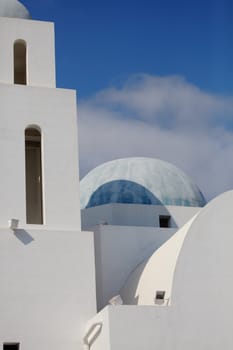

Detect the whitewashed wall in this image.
[82,203,200,229]
[90,224,176,310]
[0,84,80,230]
[88,191,233,350]
[0,228,96,350]
[0,17,55,87]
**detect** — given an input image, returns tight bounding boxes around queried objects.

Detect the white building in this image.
[1,2,233,350]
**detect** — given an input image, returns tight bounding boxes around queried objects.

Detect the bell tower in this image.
[0,3,96,349]
[0,3,81,230]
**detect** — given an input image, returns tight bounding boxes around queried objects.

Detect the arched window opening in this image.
[14,40,27,85]
[25,127,43,224]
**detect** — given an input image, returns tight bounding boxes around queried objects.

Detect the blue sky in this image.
[24,0,233,97]
[21,0,233,200]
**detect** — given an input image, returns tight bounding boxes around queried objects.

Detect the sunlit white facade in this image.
[0,3,232,350]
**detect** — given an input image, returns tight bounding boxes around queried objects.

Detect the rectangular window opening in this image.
[25,128,43,225]
[14,40,27,85]
[155,290,166,305]
[3,343,20,350]
[156,291,165,300]
[159,215,171,228]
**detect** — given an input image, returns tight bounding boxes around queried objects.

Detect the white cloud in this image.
[78,74,233,201]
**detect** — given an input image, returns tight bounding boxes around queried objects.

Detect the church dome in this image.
[80,157,206,209]
[0,0,30,19]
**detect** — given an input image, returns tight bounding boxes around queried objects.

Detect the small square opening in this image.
[159,215,171,228]
[155,291,165,301]
[3,343,20,350]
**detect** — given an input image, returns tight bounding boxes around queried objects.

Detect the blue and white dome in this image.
[80,157,206,209]
[0,0,30,19]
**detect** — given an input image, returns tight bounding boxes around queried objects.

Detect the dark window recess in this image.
[159,215,171,228]
[14,40,27,85]
[155,291,165,301]
[25,127,43,225]
[3,344,20,350]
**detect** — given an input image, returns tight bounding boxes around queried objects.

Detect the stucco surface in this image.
[0,84,80,230]
[81,203,200,229]
[121,215,197,305]
[91,224,176,310]
[88,191,233,349]
[0,228,96,350]
[0,17,55,87]
[169,190,233,348]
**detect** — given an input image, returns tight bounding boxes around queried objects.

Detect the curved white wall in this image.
[89,191,233,349]
[121,215,197,305]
